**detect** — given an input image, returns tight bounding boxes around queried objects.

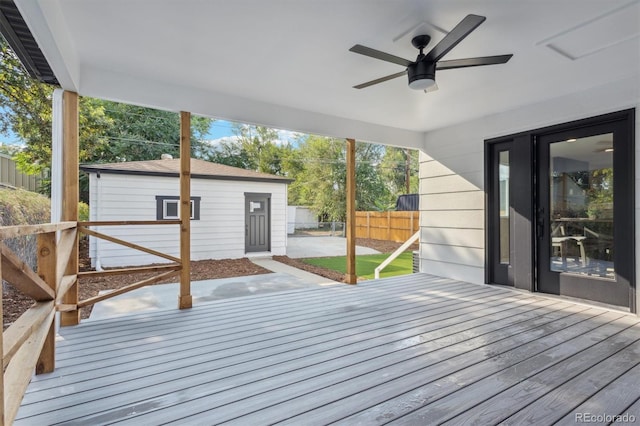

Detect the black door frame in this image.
[486,109,635,312]
[485,134,534,291]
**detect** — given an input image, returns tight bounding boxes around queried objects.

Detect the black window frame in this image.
[155,195,201,220]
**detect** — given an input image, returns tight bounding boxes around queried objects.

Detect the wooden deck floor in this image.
[16,274,640,425]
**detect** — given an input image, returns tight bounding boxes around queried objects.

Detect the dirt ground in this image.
[3,237,414,328]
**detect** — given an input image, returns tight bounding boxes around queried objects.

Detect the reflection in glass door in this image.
[499,151,510,265]
[548,134,614,278]
[537,113,634,309]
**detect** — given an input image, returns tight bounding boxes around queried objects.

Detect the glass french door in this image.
[487,110,635,311]
[536,118,634,308]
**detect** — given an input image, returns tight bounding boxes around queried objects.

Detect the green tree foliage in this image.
[207,124,297,177]
[379,147,419,195]
[291,135,390,221]
[96,103,214,163]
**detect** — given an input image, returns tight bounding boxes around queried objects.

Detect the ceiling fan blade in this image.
[426,14,486,63]
[349,44,412,67]
[353,70,407,89]
[436,54,513,70]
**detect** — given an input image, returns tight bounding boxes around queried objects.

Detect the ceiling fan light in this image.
[407,61,436,90]
[409,78,435,90]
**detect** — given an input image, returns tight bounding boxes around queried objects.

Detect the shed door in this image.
[245,193,271,253]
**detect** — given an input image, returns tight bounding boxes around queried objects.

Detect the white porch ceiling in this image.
[15,0,640,146]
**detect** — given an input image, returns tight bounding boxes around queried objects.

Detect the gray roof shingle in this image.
[80,158,293,183]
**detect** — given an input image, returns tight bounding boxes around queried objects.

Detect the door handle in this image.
[536,207,545,239]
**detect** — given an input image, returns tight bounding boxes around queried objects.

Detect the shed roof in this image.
[80,158,293,184]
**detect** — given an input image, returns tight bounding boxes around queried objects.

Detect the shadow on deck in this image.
[16,274,640,425]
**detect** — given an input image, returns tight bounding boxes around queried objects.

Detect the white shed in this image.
[81,158,292,268]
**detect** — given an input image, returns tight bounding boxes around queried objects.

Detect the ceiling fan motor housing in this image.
[408,60,436,86]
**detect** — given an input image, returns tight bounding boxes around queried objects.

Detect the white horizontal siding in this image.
[89,173,287,267]
[421,192,484,212]
[420,174,482,194]
[421,210,484,230]
[421,228,484,249]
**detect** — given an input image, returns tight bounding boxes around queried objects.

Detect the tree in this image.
[93,103,214,163]
[292,135,390,221]
[207,124,297,177]
[378,146,419,196]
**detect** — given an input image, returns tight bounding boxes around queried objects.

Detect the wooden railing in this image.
[0,221,76,425]
[76,220,182,309]
[0,220,182,424]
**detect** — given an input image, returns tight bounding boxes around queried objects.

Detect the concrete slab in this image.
[286,236,380,258]
[87,258,341,321]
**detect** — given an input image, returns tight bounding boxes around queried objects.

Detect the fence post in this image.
[36,232,56,374]
[366,212,370,239]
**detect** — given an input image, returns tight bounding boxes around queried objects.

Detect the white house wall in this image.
[88,173,288,268]
[419,75,639,311]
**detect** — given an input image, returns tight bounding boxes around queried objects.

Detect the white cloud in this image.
[202,135,240,147]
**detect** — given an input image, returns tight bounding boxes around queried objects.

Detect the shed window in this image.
[156,196,201,220]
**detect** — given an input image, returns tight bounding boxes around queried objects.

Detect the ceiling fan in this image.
[349,14,513,91]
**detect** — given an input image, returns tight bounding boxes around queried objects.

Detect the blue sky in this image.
[0,115,236,145]
[0,113,298,146]
[206,120,236,139]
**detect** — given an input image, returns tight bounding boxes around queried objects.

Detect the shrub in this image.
[78,201,89,222]
[0,189,51,274]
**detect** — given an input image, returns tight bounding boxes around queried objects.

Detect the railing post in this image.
[179,111,192,309]
[60,90,80,326]
[36,231,56,374]
[345,138,357,284]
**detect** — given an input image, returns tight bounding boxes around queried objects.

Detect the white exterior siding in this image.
[89,173,288,268]
[419,75,639,311]
[419,149,485,283]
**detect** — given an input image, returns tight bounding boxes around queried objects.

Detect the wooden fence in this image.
[0,154,45,192]
[355,211,419,242]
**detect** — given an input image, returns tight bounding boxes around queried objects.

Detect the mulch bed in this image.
[3,237,416,328]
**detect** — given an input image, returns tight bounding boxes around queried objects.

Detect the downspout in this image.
[94,171,103,271]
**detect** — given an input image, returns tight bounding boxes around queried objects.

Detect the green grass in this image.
[303,251,413,280]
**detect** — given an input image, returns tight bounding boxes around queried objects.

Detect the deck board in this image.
[15,273,640,425]
[554,363,640,425]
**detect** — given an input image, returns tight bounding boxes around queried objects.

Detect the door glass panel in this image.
[499,151,510,264]
[549,133,614,278]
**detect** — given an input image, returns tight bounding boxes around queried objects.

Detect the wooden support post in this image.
[178,111,192,309]
[36,232,56,374]
[345,138,357,284]
[60,91,79,326]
